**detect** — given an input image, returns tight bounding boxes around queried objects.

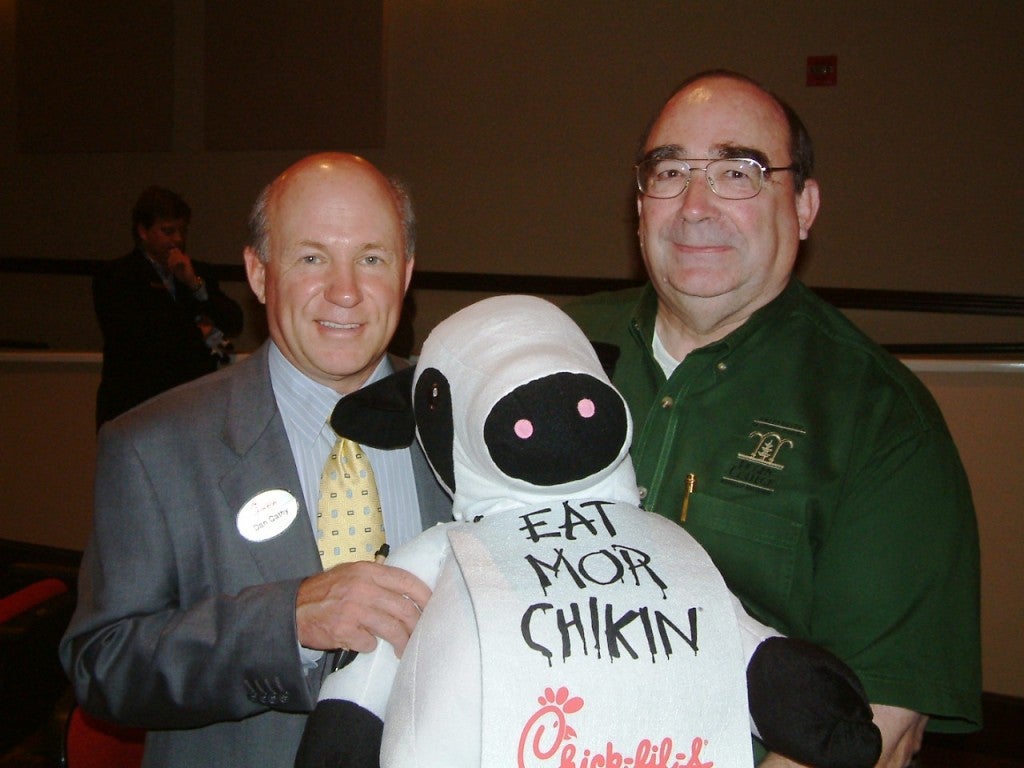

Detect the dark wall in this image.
[1,1,1021,352]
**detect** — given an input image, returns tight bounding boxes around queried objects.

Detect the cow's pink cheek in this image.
[578,398,595,418]
[514,419,534,439]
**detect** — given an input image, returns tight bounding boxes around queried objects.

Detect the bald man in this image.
[61,154,451,767]
[566,71,980,768]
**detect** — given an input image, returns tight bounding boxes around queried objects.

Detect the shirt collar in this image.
[634,278,801,359]
[268,342,397,444]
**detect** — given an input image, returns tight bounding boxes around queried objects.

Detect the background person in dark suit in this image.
[93,185,244,428]
[61,154,452,767]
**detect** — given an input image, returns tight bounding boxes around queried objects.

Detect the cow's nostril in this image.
[514,419,534,439]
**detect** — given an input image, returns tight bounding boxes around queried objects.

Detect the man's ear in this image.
[243,247,267,304]
[402,256,415,296]
[796,179,820,241]
[329,367,416,449]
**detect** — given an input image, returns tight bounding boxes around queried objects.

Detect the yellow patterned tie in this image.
[317,437,385,569]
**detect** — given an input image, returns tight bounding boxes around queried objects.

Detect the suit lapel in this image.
[218,344,322,582]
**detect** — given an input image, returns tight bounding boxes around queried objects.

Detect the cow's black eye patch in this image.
[484,372,626,486]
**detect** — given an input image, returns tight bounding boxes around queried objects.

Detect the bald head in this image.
[247,153,415,264]
[644,70,814,193]
[242,152,417,393]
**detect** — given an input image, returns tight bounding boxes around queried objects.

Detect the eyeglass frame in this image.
[634,154,798,201]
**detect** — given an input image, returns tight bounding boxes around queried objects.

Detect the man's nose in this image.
[323,263,362,307]
[678,169,718,219]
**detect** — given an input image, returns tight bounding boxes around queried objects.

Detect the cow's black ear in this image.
[329,366,416,448]
[591,342,621,379]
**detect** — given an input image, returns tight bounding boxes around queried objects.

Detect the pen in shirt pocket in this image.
[680,473,696,523]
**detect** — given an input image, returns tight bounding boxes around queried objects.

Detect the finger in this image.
[340,625,382,655]
[371,564,432,612]
[296,566,373,649]
[333,565,431,656]
[355,588,429,656]
[296,563,422,651]
[169,250,193,273]
[358,606,412,656]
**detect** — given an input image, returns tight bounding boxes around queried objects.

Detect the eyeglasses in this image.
[635,157,797,200]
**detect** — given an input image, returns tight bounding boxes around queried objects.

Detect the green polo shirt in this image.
[565,279,981,742]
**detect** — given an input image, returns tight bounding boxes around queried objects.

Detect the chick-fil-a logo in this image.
[517,687,714,768]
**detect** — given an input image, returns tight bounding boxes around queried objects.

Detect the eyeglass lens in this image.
[638,158,765,200]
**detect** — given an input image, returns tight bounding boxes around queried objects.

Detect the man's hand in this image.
[869,705,927,768]
[759,705,928,768]
[167,247,201,291]
[295,561,431,657]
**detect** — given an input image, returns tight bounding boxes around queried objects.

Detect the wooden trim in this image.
[887,342,1024,355]
[2,259,1021,355]
[4,259,1019,315]
[0,257,104,277]
[3,259,1022,317]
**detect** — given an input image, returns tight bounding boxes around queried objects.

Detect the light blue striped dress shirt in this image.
[267,342,423,552]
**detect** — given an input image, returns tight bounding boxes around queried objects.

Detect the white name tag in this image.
[236,489,299,542]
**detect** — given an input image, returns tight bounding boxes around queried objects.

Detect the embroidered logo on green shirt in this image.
[723,419,805,493]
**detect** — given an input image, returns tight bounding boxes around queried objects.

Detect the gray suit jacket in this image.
[60,343,451,767]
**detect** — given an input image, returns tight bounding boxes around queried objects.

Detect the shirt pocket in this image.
[682,492,804,626]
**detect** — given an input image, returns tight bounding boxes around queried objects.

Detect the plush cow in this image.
[296,295,881,768]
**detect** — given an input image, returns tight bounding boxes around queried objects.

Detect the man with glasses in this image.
[565,70,980,767]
